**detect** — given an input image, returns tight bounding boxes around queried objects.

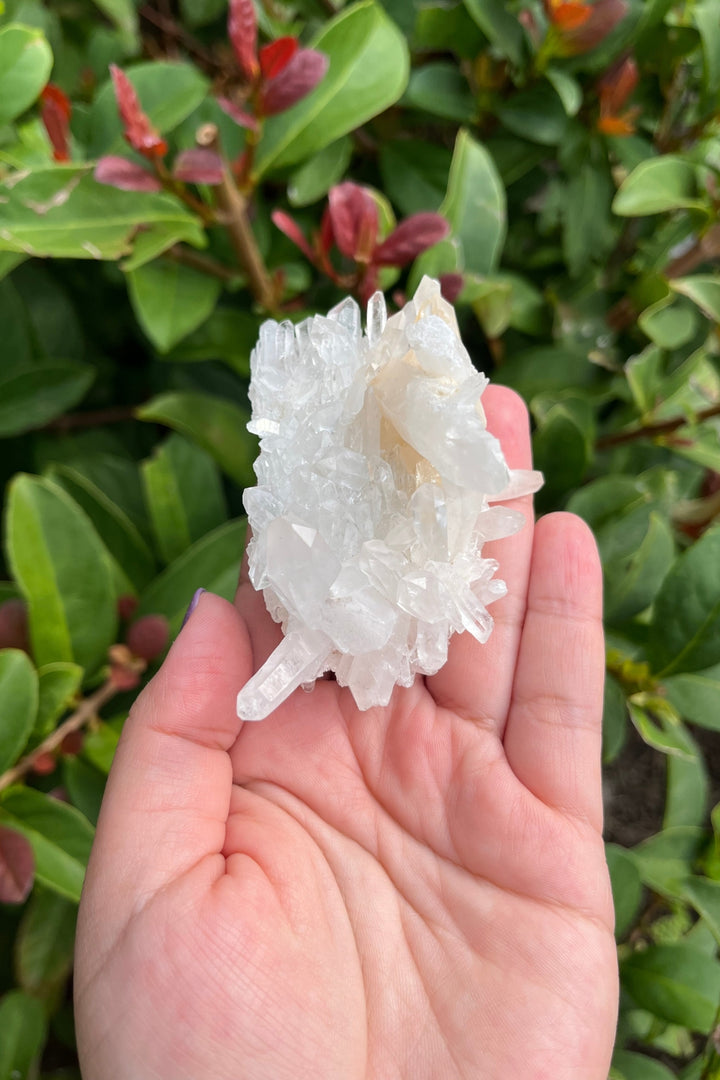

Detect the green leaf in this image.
[665,664,720,731]
[638,295,699,350]
[671,275,720,323]
[664,726,708,830]
[0,167,201,261]
[628,702,696,760]
[462,0,524,65]
[121,218,207,273]
[464,275,513,338]
[0,650,38,775]
[0,361,94,437]
[127,260,222,354]
[437,129,506,276]
[5,474,118,672]
[403,63,475,123]
[136,393,257,488]
[255,1,410,174]
[34,662,84,739]
[0,990,47,1080]
[87,61,209,157]
[694,0,720,97]
[141,433,227,564]
[15,886,76,998]
[379,139,451,218]
[137,518,246,634]
[288,137,353,207]
[633,827,705,897]
[532,400,592,500]
[562,162,616,278]
[0,787,94,902]
[48,465,156,593]
[0,24,53,127]
[414,3,485,58]
[90,0,138,45]
[612,1050,678,1080]
[620,944,720,1033]
[497,81,569,146]
[682,876,720,945]
[606,844,643,939]
[604,512,675,624]
[165,307,259,376]
[546,67,582,117]
[648,525,720,676]
[612,156,703,216]
[82,721,121,776]
[603,673,628,764]
[63,756,106,826]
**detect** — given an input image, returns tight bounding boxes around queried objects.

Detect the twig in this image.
[0,679,119,794]
[45,405,137,432]
[596,401,720,451]
[139,5,220,73]
[164,244,241,283]
[316,0,338,14]
[196,123,277,312]
[665,223,720,279]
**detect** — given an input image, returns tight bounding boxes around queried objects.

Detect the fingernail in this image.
[181,588,206,629]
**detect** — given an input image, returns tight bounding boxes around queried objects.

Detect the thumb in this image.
[81,591,252,928]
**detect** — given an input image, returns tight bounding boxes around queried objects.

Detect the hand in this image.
[75,386,618,1080]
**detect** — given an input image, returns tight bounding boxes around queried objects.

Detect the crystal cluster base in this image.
[236,277,542,721]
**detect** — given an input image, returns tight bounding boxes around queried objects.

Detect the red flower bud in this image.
[60,730,84,757]
[261,50,329,117]
[32,752,57,776]
[109,65,168,158]
[40,84,72,163]
[259,37,299,80]
[0,826,34,905]
[544,0,592,31]
[440,273,465,304]
[109,664,142,692]
[373,213,450,268]
[229,0,260,82]
[173,148,225,185]
[126,614,170,662]
[95,155,163,192]
[546,0,628,54]
[272,210,317,262]
[0,598,30,653]
[117,595,139,621]
[328,182,379,262]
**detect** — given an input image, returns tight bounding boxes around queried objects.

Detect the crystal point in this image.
[235,278,543,721]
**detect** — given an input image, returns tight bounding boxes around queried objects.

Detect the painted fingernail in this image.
[181,588,206,629]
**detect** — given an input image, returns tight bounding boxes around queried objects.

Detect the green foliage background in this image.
[0,0,720,1076]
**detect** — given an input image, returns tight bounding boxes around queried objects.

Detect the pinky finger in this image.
[502,513,605,831]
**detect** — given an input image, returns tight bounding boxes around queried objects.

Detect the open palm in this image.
[75,387,618,1080]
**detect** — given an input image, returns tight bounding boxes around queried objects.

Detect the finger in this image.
[427,385,535,727]
[83,593,253,923]
[502,512,605,830]
[235,524,284,673]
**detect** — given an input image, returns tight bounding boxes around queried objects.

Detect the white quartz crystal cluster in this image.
[236,277,543,721]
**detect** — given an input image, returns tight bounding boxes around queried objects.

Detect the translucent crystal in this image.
[236,277,543,721]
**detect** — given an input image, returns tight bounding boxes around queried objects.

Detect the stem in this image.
[0,680,118,794]
[164,244,240,283]
[196,123,277,312]
[45,405,137,432]
[665,222,720,279]
[596,401,720,451]
[139,6,221,74]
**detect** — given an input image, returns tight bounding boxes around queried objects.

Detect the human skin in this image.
[74,386,619,1080]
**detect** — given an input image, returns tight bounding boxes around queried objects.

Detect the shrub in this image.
[0,1,719,1076]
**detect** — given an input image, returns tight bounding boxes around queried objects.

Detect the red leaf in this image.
[555,0,628,53]
[439,273,465,304]
[328,182,378,262]
[260,37,299,80]
[271,210,316,262]
[94,156,163,192]
[173,148,224,185]
[110,65,168,158]
[598,53,638,113]
[40,84,71,163]
[217,97,259,131]
[0,826,34,905]
[261,49,329,117]
[229,0,259,82]
[373,213,450,268]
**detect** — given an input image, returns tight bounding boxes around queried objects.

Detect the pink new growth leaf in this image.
[173,148,225,185]
[261,50,329,116]
[229,0,259,81]
[373,213,450,267]
[95,156,163,192]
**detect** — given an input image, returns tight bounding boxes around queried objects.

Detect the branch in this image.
[196,123,277,312]
[44,405,137,432]
[164,243,241,283]
[0,679,119,793]
[596,401,720,451]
